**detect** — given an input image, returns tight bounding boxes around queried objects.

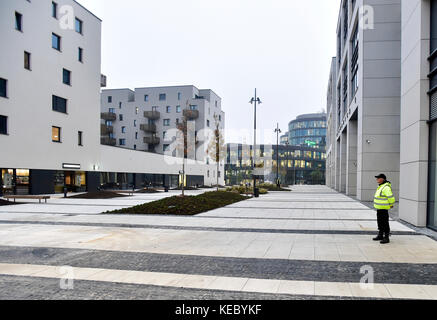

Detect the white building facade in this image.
[325,0,401,203]
[0,0,222,194]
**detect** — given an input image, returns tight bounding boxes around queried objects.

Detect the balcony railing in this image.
[140,123,157,133]
[144,111,160,120]
[101,137,116,146]
[144,136,160,145]
[101,112,116,121]
[183,109,199,119]
[100,124,113,135]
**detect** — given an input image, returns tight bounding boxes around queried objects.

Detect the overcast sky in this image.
[79,0,341,144]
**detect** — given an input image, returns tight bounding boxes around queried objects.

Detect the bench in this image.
[3,195,51,204]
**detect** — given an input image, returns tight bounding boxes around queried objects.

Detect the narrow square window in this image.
[78,47,83,62]
[135,132,138,139]
[119,114,123,121]
[134,120,137,127]
[108,96,112,103]
[166,106,171,113]
[24,51,31,70]
[163,144,170,152]
[119,102,122,109]
[163,119,170,126]
[52,33,61,51]
[75,18,83,34]
[207,120,210,127]
[0,116,7,135]
[52,126,61,142]
[52,2,58,19]
[63,68,71,85]
[15,12,22,31]
[52,95,67,113]
[135,107,139,114]
[176,105,181,113]
[121,126,126,133]
[159,93,166,101]
[119,139,126,146]
[178,92,182,100]
[0,78,7,98]
[78,131,83,146]
[134,145,137,150]
[144,95,149,101]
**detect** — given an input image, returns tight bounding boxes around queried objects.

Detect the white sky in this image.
[78,0,341,144]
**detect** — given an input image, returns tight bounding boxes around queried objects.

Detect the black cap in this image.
[375,174,387,180]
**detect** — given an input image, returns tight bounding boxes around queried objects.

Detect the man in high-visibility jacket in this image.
[373,174,396,244]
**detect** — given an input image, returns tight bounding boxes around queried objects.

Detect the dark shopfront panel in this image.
[1,169,30,195]
[428,121,437,231]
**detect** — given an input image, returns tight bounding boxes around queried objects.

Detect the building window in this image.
[119,102,122,109]
[24,51,31,70]
[15,12,23,31]
[119,139,126,146]
[52,95,67,113]
[176,118,180,125]
[163,131,167,139]
[135,107,139,114]
[0,78,7,98]
[109,108,115,113]
[52,2,58,18]
[135,132,138,139]
[119,114,123,121]
[144,95,149,101]
[52,126,61,142]
[75,18,83,34]
[190,105,198,110]
[78,131,83,146]
[63,69,71,85]
[163,144,170,152]
[207,120,210,127]
[176,105,181,113]
[78,47,83,62]
[163,119,170,126]
[0,116,7,135]
[52,33,61,51]
[178,92,182,100]
[159,93,166,101]
[121,126,126,133]
[134,145,137,150]
[108,96,112,103]
[166,106,171,113]
[134,120,137,127]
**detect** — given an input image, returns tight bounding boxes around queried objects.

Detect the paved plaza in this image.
[0,186,437,300]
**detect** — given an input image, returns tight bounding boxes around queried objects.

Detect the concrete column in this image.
[340,130,347,193]
[399,0,430,227]
[346,121,358,196]
[335,138,341,191]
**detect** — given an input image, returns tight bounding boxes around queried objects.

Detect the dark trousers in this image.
[377,210,390,234]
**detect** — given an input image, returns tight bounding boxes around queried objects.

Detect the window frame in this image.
[0,78,7,98]
[24,51,31,70]
[62,68,71,85]
[52,126,61,143]
[0,115,8,135]
[52,95,67,114]
[15,12,23,32]
[75,17,83,34]
[52,33,61,51]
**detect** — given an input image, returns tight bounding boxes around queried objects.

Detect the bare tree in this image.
[207,114,226,191]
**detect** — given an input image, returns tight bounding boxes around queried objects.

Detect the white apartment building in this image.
[325,0,401,203]
[0,0,222,195]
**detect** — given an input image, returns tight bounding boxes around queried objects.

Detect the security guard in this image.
[373,174,395,244]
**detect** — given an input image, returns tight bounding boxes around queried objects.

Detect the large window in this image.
[63,68,71,85]
[24,51,31,70]
[52,95,67,113]
[75,18,83,34]
[15,12,22,31]
[0,78,7,98]
[52,126,61,142]
[52,33,61,51]
[0,116,7,135]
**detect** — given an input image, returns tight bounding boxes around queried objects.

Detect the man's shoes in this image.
[380,233,390,244]
[373,233,384,241]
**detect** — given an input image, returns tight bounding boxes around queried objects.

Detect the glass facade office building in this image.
[288,113,327,148]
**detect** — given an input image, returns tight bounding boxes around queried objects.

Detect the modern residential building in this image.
[280,133,289,145]
[0,0,222,195]
[225,142,326,186]
[288,113,327,149]
[100,86,225,160]
[325,0,401,202]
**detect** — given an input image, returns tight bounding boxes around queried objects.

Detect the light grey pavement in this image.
[0,186,437,300]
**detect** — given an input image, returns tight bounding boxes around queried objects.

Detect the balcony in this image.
[144,111,161,120]
[140,123,157,133]
[144,136,160,145]
[101,124,113,135]
[183,109,199,120]
[101,137,116,146]
[101,112,116,121]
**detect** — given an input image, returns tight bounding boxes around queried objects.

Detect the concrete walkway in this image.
[0,186,437,300]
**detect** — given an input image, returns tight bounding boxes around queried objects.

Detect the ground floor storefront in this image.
[0,168,204,195]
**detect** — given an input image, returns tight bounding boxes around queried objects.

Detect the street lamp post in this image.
[250,89,262,197]
[274,123,281,188]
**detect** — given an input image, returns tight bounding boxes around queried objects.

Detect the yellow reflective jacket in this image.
[374,182,395,210]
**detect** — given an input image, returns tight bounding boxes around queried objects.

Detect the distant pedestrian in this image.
[373,174,395,244]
